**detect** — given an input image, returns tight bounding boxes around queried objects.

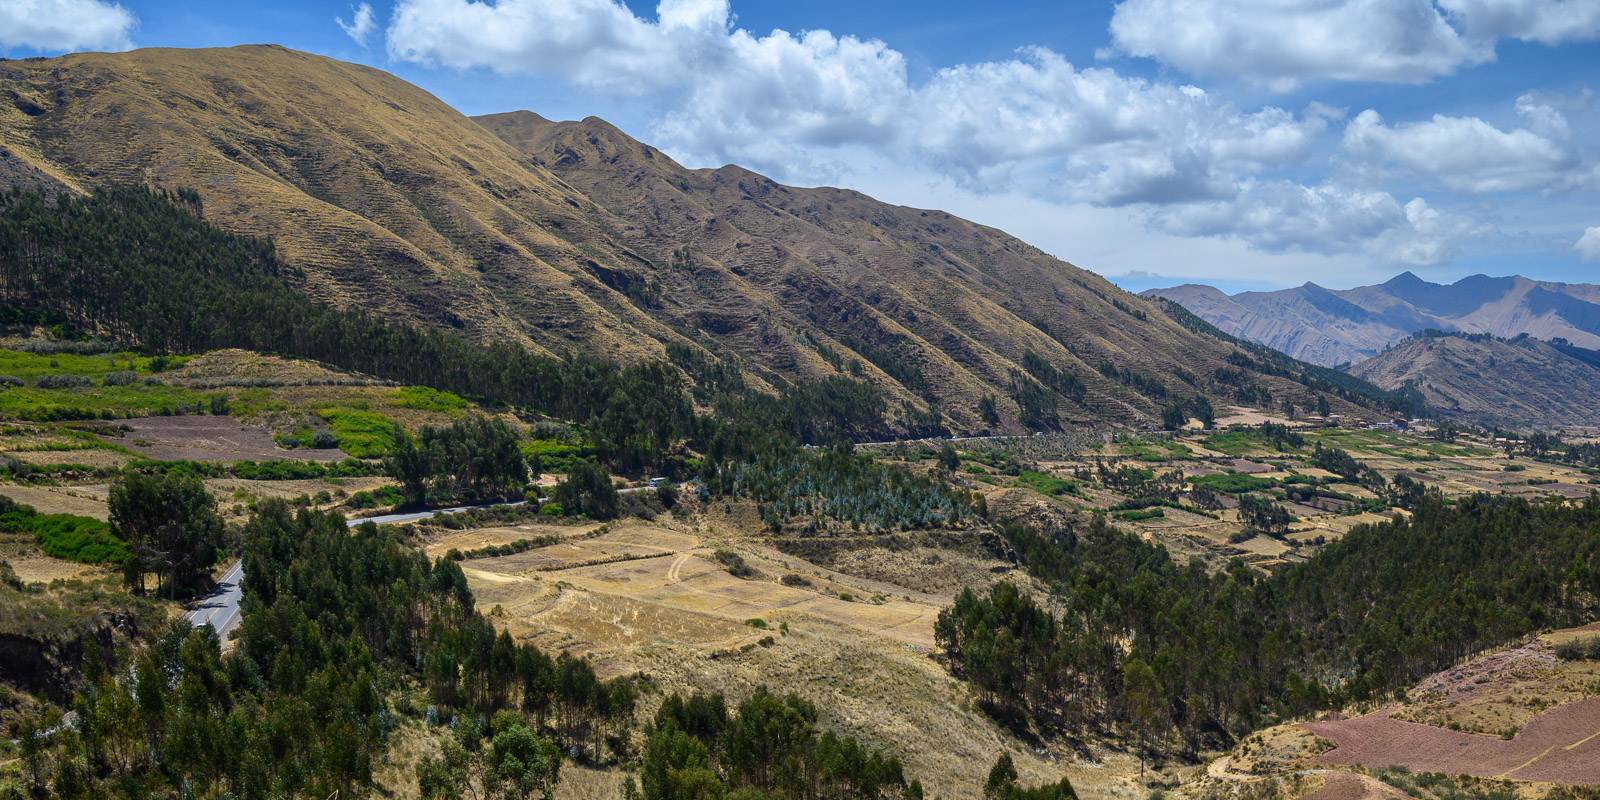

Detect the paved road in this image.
[345,486,655,528]
[186,559,244,647]
[347,500,529,528]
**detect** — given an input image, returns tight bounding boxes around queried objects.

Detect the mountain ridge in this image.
[0,45,1387,433]
[1143,273,1600,366]
[1349,332,1600,429]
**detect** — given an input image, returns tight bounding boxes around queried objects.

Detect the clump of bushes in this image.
[715,548,758,579]
[1555,636,1600,661]
[36,373,93,389]
[781,573,811,588]
[1117,507,1165,522]
[102,370,138,386]
[445,535,562,561]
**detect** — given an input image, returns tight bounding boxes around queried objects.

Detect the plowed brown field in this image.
[107,416,347,462]
[1302,697,1600,783]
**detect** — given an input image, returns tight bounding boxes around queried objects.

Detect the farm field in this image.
[1195,623,1600,797]
[442,515,1146,798]
[929,420,1598,572]
[2,342,1597,800]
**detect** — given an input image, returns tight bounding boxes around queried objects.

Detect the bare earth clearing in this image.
[100,416,349,462]
[1302,698,1600,783]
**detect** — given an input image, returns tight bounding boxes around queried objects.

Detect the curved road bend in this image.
[185,559,244,649]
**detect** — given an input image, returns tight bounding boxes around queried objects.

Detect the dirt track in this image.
[1302,697,1600,784]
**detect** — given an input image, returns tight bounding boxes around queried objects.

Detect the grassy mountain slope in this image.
[0,45,1380,432]
[1349,333,1600,428]
[0,45,676,362]
[477,110,1384,428]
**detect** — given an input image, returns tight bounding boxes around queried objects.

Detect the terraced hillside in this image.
[1,45,1384,433]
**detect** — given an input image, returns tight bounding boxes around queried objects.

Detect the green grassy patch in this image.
[523,439,587,472]
[388,386,469,412]
[0,495,125,563]
[0,348,208,420]
[1120,438,1192,462]
[314,406,397,457]
[1015,470,1079,497]
[1190,473,1279,494]
[1201,431,1259,457]
[229,387,289,416]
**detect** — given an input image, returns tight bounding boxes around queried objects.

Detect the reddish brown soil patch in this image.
[103,416,347,462]
[1302,698,1600,784]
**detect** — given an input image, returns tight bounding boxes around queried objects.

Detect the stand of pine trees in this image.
[939,491,1600,749]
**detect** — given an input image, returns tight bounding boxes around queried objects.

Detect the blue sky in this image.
[4,0,1599,294]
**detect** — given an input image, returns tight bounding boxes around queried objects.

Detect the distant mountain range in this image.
[1141,273,1600,367]
[1349,332,1600,430]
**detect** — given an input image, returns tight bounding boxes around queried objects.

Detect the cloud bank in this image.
[379,0,1597,270]
[1108,0,1600,90]
[0,0,136,53]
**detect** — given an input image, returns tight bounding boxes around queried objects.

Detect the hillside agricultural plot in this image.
[102,416,348,462]
[1302,699,1600,783]
[449,517,1148,798]
[1299,627,1600,785]
[461,525,946,653]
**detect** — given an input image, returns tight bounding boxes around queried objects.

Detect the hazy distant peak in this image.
[1146,270,1600,367]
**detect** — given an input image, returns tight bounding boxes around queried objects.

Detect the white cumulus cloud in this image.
[337,3,378,47]
[0,0,136,53]
[1108,0,1490,90]
[1578,227,1600,262]
[1440,0,1600,44]
[385,0,1527,269]
[1154,182,1495,267]
[1341,95,1598,193]
[388,0,1330,208]
[1108,0,1599,90]
[389,0,730,94]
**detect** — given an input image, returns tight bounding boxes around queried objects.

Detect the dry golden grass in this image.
[0,485,112,519]
[0,533,111,583]
[2,45,1381,435]
[452,511,1162,798]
